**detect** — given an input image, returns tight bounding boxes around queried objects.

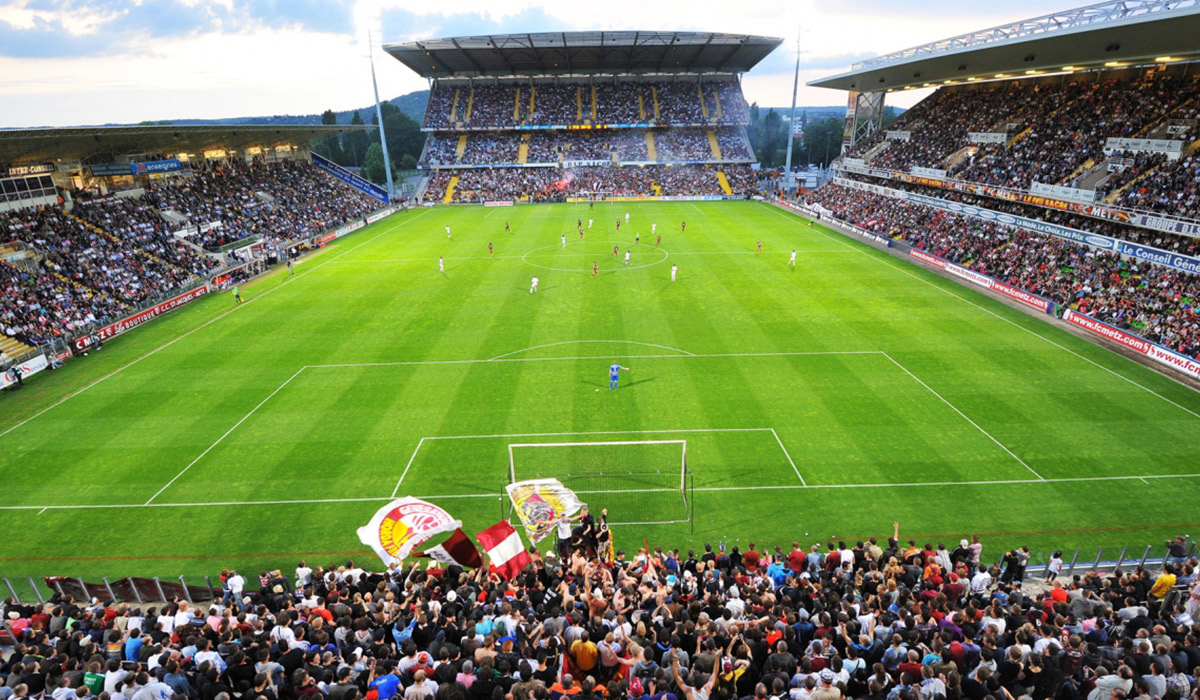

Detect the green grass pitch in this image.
[2,200,1199,593]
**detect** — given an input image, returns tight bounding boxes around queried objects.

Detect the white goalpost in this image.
[507,439,691,526]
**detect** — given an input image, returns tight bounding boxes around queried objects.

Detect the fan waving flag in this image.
[506,478,586,543]
[414,528,483,569]
[476,521,531,580]
[356,497,461,567]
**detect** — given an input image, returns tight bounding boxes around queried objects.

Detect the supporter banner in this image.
[1128,214,1200,238]
[312,153,389,203]
[1104,137,1184,156]
[843,157,866,166]
[73,286,209,351]
[356,497,461,566]
[5,162,55,177]
[506,478,586,543]
[563,159,610,167]
[911,166,947,178]
[1031,182,1097,203]
[1063,309,1200,380]
[89,162,132,177]
[130,159,183,175]
[907,249,1053,313]
[968,132,1008,144]
[484,201,514,207]
[885,130,911,141]
[1,354,49,390]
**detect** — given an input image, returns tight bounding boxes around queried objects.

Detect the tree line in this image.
[311,103,424,185]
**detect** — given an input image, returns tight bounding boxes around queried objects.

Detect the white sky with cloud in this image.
[0,0,1069,127]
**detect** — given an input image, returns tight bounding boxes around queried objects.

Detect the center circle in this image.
[521,239,669,273]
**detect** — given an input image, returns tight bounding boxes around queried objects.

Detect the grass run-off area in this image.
[2,200,1199,595]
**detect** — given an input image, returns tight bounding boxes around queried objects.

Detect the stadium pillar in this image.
[841,90,885,153]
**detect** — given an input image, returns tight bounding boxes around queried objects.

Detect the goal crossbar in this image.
[507,439,688,492]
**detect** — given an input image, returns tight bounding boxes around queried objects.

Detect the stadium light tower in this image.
[368,29,396,202]
[783,27,802,186]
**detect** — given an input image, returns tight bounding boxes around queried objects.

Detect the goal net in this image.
[507,440,691,526]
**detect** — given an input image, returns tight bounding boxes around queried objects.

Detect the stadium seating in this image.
[847,69,1200,214]
[807,183,1200,361]
[0,159,384,347]
[423,79,751,129]
[423,164,757,203]
[1,529,1193,700]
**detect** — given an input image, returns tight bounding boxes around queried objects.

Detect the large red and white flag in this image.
[414,528,483,569]
[476,520,531,580]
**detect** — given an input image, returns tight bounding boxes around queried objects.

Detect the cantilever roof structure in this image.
[384,32,782,79]
[0,124,369,165]
[809,0,1200,92]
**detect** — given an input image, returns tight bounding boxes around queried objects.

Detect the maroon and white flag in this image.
[476,521,531,580]
[414,528,483,569]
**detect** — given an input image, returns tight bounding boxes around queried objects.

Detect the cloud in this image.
[0,0,353,58]
[380,6,573,43]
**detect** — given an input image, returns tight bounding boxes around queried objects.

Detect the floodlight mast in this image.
[783,27,801,185]
[369,29,396,203]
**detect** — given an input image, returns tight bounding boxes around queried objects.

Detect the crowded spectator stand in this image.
[2,521,1196,700]
[387,32,774,203]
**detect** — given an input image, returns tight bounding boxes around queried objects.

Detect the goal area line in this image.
[507,438,691,527]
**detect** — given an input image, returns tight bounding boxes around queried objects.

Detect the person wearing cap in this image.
[810,670,841,700]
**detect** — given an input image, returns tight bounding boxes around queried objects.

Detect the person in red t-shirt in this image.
[787,543,807,574]
[743,542,761,573]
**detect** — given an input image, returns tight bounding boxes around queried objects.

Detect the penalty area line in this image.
[7,471,1200,512]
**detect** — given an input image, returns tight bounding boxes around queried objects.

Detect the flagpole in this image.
[368,28,396,202]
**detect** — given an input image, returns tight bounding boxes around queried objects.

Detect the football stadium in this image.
[2,3,1200,699]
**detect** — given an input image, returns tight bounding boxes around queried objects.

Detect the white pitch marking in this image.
[883,352,1044,480]
[769,427,806,486]
[391,437,427,499]
[760,202,1200,420]
[143,367,308,505]
[5,471,1200,512]
[310,349,882,371]
[488,340,696,361]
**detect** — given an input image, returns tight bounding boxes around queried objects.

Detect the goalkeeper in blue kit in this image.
[609,362,629,389]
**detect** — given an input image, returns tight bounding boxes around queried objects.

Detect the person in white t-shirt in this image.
[295,561,313,586]
[530,276,539,293]
[788,250,797,268]
[671,265,678,282]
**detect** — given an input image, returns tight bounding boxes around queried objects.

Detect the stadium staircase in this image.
[450,88,461,122]
[644,132,658,162]
[576,87,584,122]
[517,136,530,164]
[861,140,890,164]
[455,135,468,160]
[527,87,535,123]
[514,87,523,122]
[651,86,661,120]
[0,333,36,360]
[442,175,459,204]
[711,87,723,120]
[698,84,710,119]
[706,130,723,160]
[590,85,598,122]
[464,88,474,123]
[638,92,647,120]
[715,171,733,195]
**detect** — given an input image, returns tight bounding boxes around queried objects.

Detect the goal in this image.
[507,440,692,527]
